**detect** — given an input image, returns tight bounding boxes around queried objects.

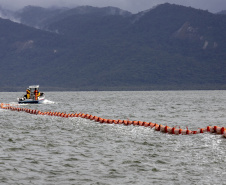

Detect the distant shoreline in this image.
[1,85,226,92]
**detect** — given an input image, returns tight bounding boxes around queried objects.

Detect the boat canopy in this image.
[29,85,39,89]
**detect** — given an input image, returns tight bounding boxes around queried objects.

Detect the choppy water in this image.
[1,91,226,184]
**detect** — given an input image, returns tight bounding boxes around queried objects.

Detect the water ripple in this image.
[1,91,226,184]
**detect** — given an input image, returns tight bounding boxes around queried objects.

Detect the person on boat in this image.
[34,88,39,100]
[26,88,31,99]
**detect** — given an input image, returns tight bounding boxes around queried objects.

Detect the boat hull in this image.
[18,100,40,104]
[18,96,45,104]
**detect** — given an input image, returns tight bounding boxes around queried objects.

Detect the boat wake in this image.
[9,102,19,106]
[41,99,55,104]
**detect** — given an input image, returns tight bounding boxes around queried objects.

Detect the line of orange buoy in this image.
[1,103,226,137]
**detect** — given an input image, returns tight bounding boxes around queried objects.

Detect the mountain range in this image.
[0,3,226,91]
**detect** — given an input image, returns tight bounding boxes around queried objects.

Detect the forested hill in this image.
[0,3,226,91]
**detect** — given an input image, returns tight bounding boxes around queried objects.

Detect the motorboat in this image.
[18,85,45,104]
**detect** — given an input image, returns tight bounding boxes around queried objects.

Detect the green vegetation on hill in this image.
[0,3,226,91]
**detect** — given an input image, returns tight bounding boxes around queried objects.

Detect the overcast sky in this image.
[0,0,226,13]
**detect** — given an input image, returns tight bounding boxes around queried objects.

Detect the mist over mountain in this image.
[217,10,226,14]
[0,3,226,91]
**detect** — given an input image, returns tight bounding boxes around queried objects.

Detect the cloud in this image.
[0,0,226,13]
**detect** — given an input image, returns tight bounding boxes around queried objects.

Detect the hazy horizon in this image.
[0,0,226,13]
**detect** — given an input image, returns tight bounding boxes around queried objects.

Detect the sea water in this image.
[0,91,226,184]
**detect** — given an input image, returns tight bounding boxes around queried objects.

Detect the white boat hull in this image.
[18,95,45,104]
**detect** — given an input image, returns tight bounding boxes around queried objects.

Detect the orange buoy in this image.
[83,114,89,118]
[167,126,173,134]
[196,128,203,133]
[214,126,222,134]
[207,126,214,132]
[155,124,160,131]
[113,120,118,124]
[93,116,98,121]
[118,120,123,124]
[221,127,225,134]
[223,130,226,138]
[181,129,187,135]
[149,122,155,128]
[89,115,94,120]
[133,121,138,126]
[144,122,150,127]
[61,113,65,117]
[103,119,108,123]
[99,118,104,123]
[122,120,128,125]
[107,119,113,124]
[127,120,132,125]
[173,128,180,135]
[86,114,90,119]
[160,125,166,133]
[186,129,192,135]
[213,126,217,133]
[164,125,168,133]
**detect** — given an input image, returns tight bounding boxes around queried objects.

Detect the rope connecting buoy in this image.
[1,103,226,137]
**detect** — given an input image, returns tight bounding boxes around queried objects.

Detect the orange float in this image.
[207,126,214,132]
[99,118,104,123]
[107,119,113,124]
[133,121,138,126]
[94,116,99,122]
[223,130,226,138]
[127,121,133,125]
[85,114,90,119]
[221,127,225,134]
[113,120,118,124]
[144,122,150,127]
[122,120,128,125]
[138,121,144,126]
[180,129,187,135]
[167,126,173,134]
[77,113,82,117]
[149,122,156,128]
[173,128,179,135]
[103,119,108,123]
[89,115,94,120]
[160,125,165,132]
[118,120,123,124]
[1,103,226,138]
[155,124,160,131]
[214,126,224,134]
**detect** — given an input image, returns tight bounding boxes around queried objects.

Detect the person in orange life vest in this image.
[34,88,39,100]
[26,88,30,99]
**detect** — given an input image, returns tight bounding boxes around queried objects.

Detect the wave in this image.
[41,99,55,104]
